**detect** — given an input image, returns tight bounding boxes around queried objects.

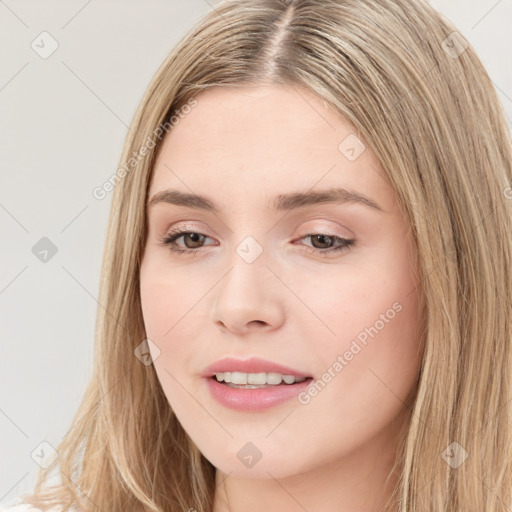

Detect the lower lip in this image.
[204,377,313,412]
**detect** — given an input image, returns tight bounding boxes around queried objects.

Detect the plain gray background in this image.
[1,0,511,507]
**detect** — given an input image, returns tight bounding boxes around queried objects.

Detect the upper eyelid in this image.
[164,218,353,236]
[165,227,349,238]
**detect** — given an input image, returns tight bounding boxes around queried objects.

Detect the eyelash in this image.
[158,228,356,257]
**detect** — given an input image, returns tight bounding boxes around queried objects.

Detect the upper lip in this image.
[202,357,312,378]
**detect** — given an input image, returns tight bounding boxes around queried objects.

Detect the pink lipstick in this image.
[202,357,313,412]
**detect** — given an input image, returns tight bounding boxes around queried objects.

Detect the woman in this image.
[7,0,512,510]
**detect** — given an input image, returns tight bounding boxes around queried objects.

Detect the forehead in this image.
[160,84,348,161]
[148,84,391,211]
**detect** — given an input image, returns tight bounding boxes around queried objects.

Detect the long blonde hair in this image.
[20,0,512,510]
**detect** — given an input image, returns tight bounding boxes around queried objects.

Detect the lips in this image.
[205,376,312,412]
[201,356,312,379]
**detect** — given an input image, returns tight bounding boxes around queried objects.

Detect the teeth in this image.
[214,372,307,385]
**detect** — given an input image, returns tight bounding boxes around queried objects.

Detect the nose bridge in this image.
[223,208,271,274]
[211,234,285,332]
[219,234,270,306]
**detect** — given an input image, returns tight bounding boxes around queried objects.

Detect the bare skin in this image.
[139,84,424,512]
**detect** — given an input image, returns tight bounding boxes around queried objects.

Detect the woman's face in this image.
[139,84,424,483]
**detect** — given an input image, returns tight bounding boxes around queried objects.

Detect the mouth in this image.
[205,372,314,411]
[210,372,313,389]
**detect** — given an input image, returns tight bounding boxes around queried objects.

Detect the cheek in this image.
[297,242,423,419]
[139,250,209,339]
[139,258,204,383]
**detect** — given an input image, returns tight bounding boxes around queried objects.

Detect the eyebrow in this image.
[146,187,383,213]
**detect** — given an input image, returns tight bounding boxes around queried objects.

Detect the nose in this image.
[211,252,286,335]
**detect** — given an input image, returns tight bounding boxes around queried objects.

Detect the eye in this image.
[158,228,215,255]
[158,229,356,257]
[298,233,356,257]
